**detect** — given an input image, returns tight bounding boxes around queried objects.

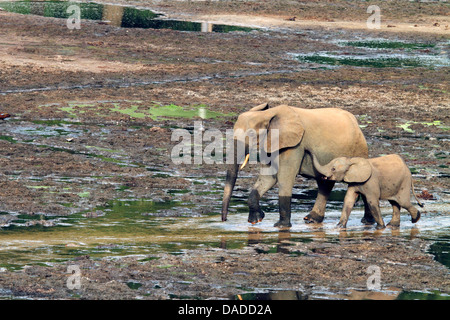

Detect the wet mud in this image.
[0,0,449,300]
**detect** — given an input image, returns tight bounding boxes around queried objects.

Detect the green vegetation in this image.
[396,120,449,133]
[41,101,235,120]
[343,41,435,50]
[299,55,426,68]
[0,1,103,19]
[397,290,450,300]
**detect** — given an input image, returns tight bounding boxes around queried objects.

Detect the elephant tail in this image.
[411,178,424,208]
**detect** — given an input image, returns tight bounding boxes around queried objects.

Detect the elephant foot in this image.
[248,209,265,225]
[411,211,421,224]
[274,220,292,228]
[375,223,386,230]
[387,220,400,229]
[303,211,324,224]
[361,216,376,225]
[337,221,348,229]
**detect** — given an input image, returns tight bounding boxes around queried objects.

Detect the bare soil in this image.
[0,0,448,300]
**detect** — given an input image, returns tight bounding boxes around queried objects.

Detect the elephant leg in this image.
[387,200,401,228]
[360,194,376,225]
[248,167,277,224]
[402,203,420,224]
[366,197,385,229]
[304,179,335,224]
[274,149,302,228]
[337,188,359,228]
[397,188,421,224]
[397,178,420,223]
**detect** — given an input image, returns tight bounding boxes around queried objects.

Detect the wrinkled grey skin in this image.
[310,152,423,229]
[221,103,369,227]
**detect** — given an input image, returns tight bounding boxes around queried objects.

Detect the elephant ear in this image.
[263,105,304,154]
[249,103,270,112]
[344,157,372,183]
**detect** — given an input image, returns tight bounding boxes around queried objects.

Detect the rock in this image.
[418,190,434,200]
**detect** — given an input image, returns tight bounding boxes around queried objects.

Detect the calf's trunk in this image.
[310,152,328,177]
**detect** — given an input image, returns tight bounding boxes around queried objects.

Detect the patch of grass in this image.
[396,120,449,133]
[397,123,415,133]
[299,55,426,68]
[344,41,435,50]
[31,120,84,126]
[42,101,235,120]
[0,135,18,143]
[147,103,233,120]
[77,191,90,198]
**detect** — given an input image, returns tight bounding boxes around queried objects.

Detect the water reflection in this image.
[234,287,450,300]
[102,4,124,27]
[0,1,254,33]
[219,223,423,250]
[201,22,213,33]
[234,288,404,300]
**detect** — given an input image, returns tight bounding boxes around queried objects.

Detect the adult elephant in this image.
[221,103,369,227]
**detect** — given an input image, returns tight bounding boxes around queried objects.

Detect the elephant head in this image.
[221,103,305,221]
[310,152,372,183]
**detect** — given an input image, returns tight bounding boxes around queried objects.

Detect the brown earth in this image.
[0,0,448,300]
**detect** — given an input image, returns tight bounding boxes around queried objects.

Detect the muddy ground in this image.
[0,0,449,300]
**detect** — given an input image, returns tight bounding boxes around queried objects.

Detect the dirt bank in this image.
[0,0,448,300]
[0,236,448,300]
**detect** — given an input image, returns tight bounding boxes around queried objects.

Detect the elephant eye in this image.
[331,167,335,172]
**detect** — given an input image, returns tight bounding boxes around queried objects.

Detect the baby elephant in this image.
[309,152,423,229]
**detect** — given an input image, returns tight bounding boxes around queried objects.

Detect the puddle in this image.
[296,52,449,68]
[0,191,448,267]
[294,38,449,69]
[342,40,436,50]
[0,180,448,300]
[0,1,254,33]
[234,288,450,300]
[9,124,85,138]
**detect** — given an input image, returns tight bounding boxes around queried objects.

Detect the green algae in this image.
[0,136,18,143]
[397,123,415,133]
[299,55,426,68]
[41,101,235,120]
[343,41,436,50]
[396,120,449,133]
[110,103,234,120]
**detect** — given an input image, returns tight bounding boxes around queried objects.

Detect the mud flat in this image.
[0,0,448,299]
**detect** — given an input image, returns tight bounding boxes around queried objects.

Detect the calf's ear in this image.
[344,158,372,183]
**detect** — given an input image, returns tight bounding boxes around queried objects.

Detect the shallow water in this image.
[0,1,254,33]
[294,37,449,69]
[0,188,449,270]
[0,163,448,301]
[295,51,449,69]
[234,287,450,300]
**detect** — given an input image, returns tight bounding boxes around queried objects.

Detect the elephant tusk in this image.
[240,154,250,170]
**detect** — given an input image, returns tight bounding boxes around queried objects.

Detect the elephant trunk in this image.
[310,151,329,178]
[221,162,239,221]
[222,138,245,222]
